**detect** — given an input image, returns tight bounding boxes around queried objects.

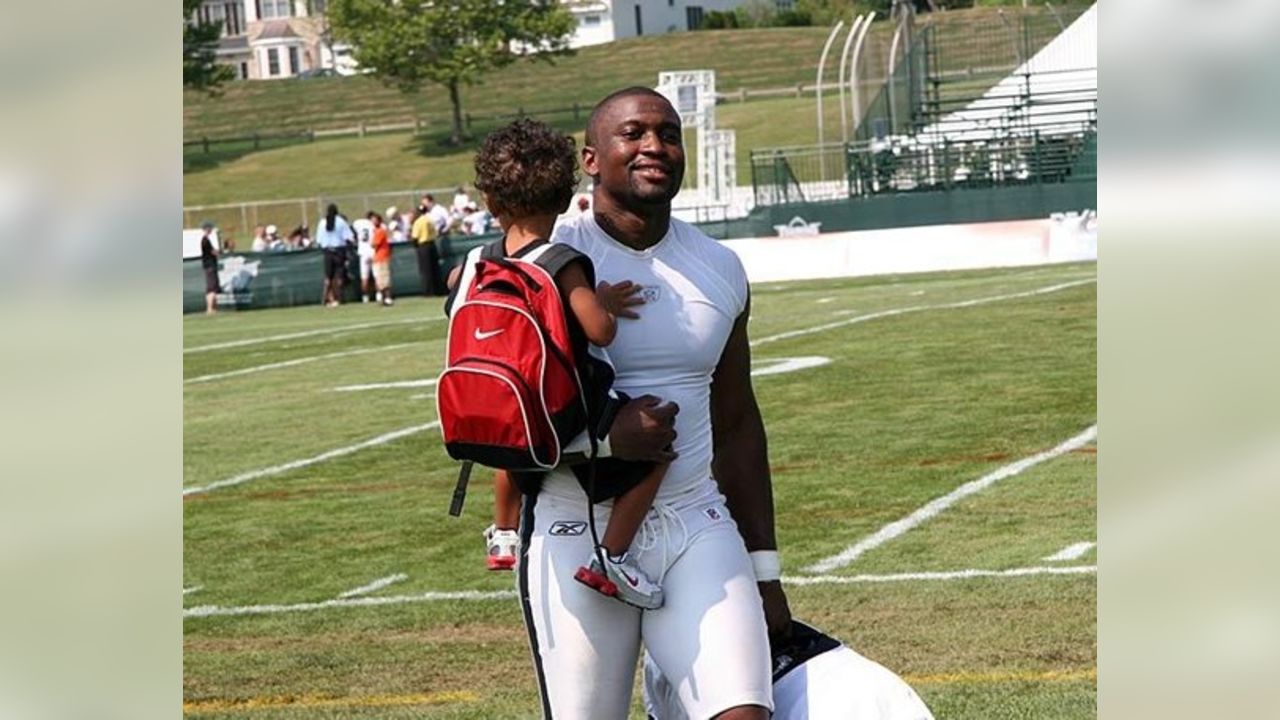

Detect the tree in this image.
[328,0,576,145]
[184,0,234,92]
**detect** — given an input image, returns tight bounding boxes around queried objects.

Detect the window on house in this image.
[267,48,280,76]
[686,6,704,30]
[775,0,794,9]
[634,4,643,35]
[261,0,292,19]
[225,2,243,35]
[581,13,601,26]
[239,62,249,79]
[288,46,300,75]
[311,0,326,13]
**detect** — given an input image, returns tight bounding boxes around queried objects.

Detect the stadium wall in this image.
[722,213,1097,284]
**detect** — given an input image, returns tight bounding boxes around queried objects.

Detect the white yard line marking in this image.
[185,343,421,385]
[334,379,437,392]
[184,318,437,354]
[784,565,1096,585]
[752,356,832,377]
[184,590,518,618]
[409,393,436,401]
[337,573,409,599]
[753,278,1095,347]
[182,421,440,497]
[816,297,835,304]
[805,425,1098,573]
[183,586,203,595]
[1044,541,1096,562]
[184,565,1095,619]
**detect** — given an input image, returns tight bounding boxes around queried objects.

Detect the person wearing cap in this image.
[643,620,936,720]
[199,222,220,315]
[265,224,286,252]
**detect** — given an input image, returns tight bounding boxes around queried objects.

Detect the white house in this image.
[564,0,777,48]
[194,0,354,80]
[193,0,791,80]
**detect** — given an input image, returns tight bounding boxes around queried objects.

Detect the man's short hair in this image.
[473,118,578,219]
[585,86,673,147]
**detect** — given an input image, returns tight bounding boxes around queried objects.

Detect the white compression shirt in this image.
[546,213,749,505]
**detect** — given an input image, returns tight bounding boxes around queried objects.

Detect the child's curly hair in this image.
[473,118,578,220]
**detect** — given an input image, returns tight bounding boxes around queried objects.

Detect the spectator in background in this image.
[462,204,492,236]
[315,203,353,307]
[452,185,472,216]
[353,212,376,303]
[266,224,287,252]
[251,225,268,252]
[425,193,451,240]
[410,205,442,296]
[386,205,407,244]
[371,212,394,306]
[288,224,312,250]
[200,222,220,315]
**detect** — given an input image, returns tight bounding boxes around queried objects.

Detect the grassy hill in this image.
[184,5,1086,140]
[183,4,1090,209]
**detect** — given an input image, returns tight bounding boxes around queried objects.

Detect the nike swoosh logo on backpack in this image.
[474,328,504,340]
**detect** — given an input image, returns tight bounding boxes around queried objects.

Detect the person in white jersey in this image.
[644,620,936,720]
[516,87,790,720]
[351,212,376,303]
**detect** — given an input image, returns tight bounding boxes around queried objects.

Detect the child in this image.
[454,118,669,610]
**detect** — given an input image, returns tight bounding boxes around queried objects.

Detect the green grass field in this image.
[184,261,1097,718]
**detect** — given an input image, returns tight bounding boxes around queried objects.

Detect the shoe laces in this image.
[635,502,688,587]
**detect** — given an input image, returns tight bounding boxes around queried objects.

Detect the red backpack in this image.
[437,240,591,513]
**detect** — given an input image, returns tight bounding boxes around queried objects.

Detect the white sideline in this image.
[805,425,1098,573]
[183,565,1095,619]
[184,318,437,354]
[182,421,440,497]
[337,573,408,599]
[784,565,1096,585]
[1044,541,1096,562]
[752,278,1095,347]
[184,590,518,618]
[185,343,421,384]
[183,586,203,595]
[334,379,438,392]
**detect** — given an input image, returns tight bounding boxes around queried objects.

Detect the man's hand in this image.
[609,395,679,463]
[758,580,793,648]
[597,280,645,319]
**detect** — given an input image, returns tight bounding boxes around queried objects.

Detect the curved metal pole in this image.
[837,14,865,144]
[815,20,845,149]
[849,10,876,139]
[1044,1,1065,31]
[887,10,907,135]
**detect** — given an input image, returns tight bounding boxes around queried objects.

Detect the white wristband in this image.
[749,550,781,582]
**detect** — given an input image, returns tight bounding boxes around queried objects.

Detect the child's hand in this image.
[597,280,645,319]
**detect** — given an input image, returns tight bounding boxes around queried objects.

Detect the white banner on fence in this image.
[722,211,1097,283]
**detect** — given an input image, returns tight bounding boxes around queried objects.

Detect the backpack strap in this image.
[448,461,473,517]
[442,242,493,317]
[522,242,595,287]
